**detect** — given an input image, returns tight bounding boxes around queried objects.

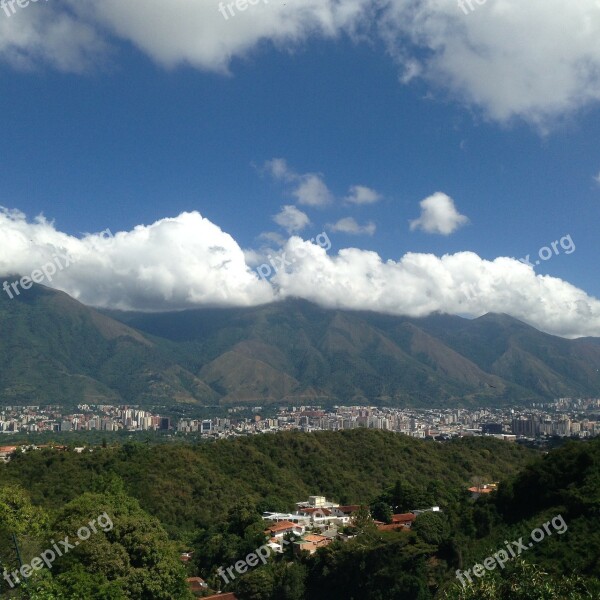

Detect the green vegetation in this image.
[0,430,531,537]
[0,284,217,407]
[442,561,594,600]
[1,429,599,599]
[3,287,600,407]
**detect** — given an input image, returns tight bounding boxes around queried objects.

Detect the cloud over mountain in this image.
[1,207,600,339]
[0,207,274,311]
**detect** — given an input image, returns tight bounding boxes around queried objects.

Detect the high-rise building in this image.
[482,423,502,435]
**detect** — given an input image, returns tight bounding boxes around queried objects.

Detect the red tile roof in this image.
[186,577,206,592]
[300,507,331,516]
[391,513,416,523]
[468,486,494,494]
[303,534,329,543]
[265,520,302,533]
[377,523,411,532]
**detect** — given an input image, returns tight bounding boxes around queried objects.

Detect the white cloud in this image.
[594,171,600,185]
[3,2,600,125]
[265,158,333,207]
[0,0,369,73]
[1,207,600,338]
[328,217,376,236]
[345,185,381,205]
[379,0,600,126]
[272,205,311,234]
[410,192,469,235]
[0,207,273,311]
[77,0,369,72]
[258,231,286,246]
[0,3,105,72]
[272,241,600,339]
[264,158,295,183]
[265,162,377,209]
[293,174,334,207]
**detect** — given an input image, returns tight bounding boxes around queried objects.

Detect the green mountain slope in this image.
[2,285,600,407]
[114,299,600,405]
[0,283,217,406]
[413,312,600,399]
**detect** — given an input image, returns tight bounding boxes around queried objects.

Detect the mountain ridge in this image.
[2,285,600,407]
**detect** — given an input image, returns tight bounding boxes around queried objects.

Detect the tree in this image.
[272,562,307,600]
[390,477,431,512]
[227,500,262,536]
[371,502,392,525]
[351,506,379,540]
[0,484,48,536]
[234,567,275,600]
[48,491,192,600]
[0,484,49,596]
[443,560,594,600]
[25,566,126,600]
[412,512,450,546]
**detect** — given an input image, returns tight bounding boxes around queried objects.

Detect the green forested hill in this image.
[459,436,600,584]
[2,431,600,599]
[0,430,532,536]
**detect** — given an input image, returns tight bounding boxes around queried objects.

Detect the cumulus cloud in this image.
[0,0,369,73]
[0,3,108,72]
[410,192,469,236]
[293,174,334,207]
[344,185,381,205]
[272,240,600,339]
[264,158,294,182]
[2,207,600,339]
[77,0,370,72]
[265,158,333,207]
[273,205,311,234]
[258,231,286,246]
[328,217,376,236]
[0,207,273,311]
[379,0,600,126]
[3,1,600,124]
[265,159,378,208]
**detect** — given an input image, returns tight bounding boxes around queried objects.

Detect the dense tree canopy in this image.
[0,431,599,599]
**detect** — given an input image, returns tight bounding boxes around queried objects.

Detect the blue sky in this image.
[0,0,600,337]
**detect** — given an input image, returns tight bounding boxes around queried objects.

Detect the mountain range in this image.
[1,282,600,408]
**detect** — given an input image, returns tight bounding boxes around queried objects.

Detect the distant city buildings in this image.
[175,400,600,441]
[1,396,599,441]
[0,404,167,434]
